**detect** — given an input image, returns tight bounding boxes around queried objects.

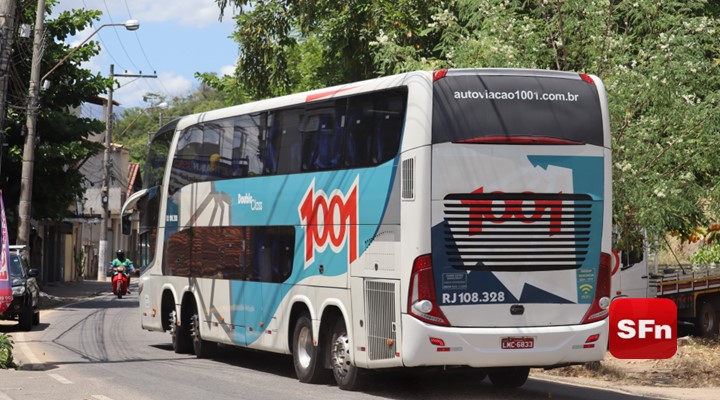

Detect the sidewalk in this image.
[38,279,111,309]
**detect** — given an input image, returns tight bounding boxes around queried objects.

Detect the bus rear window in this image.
[432,72,604,146]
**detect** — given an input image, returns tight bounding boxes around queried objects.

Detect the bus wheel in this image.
[330,318,363,391]
[695,302,718,337]
[292,314,326,383]
[170,310,192,354]
[488,367,530,388]
[190,312,216,358]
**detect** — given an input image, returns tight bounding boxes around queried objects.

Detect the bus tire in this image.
[170,310,192,354]
[191,312,216,358]
[489,367,530,388]
[330,318,363,391]
[292,314,326,383]
[695,302,718,337]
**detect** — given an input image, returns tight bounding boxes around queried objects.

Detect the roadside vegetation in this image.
[206,0,720,256]
[540,337,720,388]
[0,333,18,369]
[2,1,718,257]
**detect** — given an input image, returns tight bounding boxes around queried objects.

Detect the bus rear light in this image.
[408,254,451,327]
[584,334,600,348]
[579,73,595,85]
[454,136,581,145]
[429,337,446,346]
[433,69,448,81]
[581,252,612,324]
[585,334,600,343]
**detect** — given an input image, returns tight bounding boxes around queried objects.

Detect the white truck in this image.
[612,249,720,337]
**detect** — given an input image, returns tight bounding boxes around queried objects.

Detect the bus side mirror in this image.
[122,214,131,235]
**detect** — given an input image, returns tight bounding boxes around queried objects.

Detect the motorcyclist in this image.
[111,250,135,293]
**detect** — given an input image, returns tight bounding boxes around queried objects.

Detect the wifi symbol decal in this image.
[580,284,594,295]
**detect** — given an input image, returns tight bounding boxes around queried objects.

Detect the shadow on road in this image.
[153,343,653,400]
[1,296,138,334]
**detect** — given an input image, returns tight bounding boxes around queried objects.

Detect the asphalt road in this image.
[1,292,659,400]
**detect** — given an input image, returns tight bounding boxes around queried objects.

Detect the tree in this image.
[215,0,720,250]
[211,0,440,99]
[0,2,110,242]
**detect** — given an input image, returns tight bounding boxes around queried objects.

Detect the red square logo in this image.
[609,298,677,359]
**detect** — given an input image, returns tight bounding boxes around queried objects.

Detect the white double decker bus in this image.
[126,68,612,390]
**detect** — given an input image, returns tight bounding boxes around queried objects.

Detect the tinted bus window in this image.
[169,87,408,191]
[232,113,265,177]
[164,226,294,282]
[142,123,176,266]
[432,73,603,146]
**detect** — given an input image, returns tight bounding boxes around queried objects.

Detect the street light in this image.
[16,6,140,264]
[41,20,140,84]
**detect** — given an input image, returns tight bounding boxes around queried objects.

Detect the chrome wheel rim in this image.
[190,314,200,340]
[331,332,351,379]
[297,325,313,369]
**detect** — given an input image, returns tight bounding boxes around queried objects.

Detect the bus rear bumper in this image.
[400,315,608,368]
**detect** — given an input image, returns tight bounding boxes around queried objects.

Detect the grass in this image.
[539,337,720,388]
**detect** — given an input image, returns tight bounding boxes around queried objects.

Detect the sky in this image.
[51,0,240,109]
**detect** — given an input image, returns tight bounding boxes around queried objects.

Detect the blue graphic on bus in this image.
[212,160,397,344]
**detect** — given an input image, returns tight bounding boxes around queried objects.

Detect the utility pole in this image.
[15,15,138,270]
[17,0,45,251]
[97,64,113,281]
[97,65,156,280]
[0,0,18,178]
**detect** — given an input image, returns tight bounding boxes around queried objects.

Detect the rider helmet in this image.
[116,249,125,260]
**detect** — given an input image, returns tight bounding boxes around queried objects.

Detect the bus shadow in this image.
[159,343,652,399]
[206,345,297,379]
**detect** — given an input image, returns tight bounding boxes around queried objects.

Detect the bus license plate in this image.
[501,337,535,350]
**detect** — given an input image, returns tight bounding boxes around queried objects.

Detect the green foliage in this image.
[1,1,112,235]
[213,0,720,250]
[208,0,441,99]
[691,245,720,265]
[0,334,18,369]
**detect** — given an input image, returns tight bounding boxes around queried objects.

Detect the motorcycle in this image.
[111,264,130,299]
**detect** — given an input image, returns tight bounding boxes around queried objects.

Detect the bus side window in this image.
[165,228,193,277]
[274,108,302,175]
[249,227,294,283]
[372,97,404,164]
[300,114,318,171]
[301,111,340,171]
[343,109,359,167]
[272,230,294,282]
[263,114,279,175]
[231,126,249,178]
[345,102,373,167]
[252,229,271,282]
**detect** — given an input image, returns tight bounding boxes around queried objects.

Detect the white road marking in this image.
[0,390,13,400]
[48,373,73,384]
[92,396,115,400]
[14,332,42,366]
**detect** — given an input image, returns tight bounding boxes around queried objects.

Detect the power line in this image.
[102,0,141,73]
[121,0,172,98]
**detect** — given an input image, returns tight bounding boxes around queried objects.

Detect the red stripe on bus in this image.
[306,87,356,102]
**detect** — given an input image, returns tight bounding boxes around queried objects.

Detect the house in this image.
[38,96,142,283]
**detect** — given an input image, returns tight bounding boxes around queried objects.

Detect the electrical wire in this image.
[120,0,172,99]
[102,0,142,74]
